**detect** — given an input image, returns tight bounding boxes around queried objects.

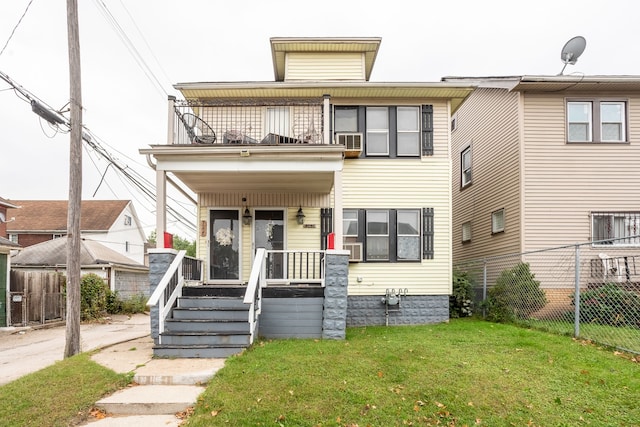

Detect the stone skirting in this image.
[346,295,449,326]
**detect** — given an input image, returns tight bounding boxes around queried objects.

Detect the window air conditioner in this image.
[336,133,362,158]
[344,242,363,262]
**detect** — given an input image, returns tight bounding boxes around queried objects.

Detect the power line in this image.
[0,0,36,58]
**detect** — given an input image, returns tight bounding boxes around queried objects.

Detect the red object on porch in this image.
[327,232,335,250]
[163,232,173,248]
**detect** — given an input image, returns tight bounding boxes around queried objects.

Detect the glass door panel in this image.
[209,210,240,280]
[255,210,284,279]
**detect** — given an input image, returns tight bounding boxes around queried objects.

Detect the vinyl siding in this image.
[285,52,365,81]
[521,91,640,252]
[451,87,522,263]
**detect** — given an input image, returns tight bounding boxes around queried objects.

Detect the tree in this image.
[147,230,196,257]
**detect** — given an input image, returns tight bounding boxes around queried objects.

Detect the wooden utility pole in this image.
[64,0,82,358]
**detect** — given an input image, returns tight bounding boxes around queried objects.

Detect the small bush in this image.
[80,273,109,321]
[485,262,547,323]
[450,270,474,318]
[575,283,640,328]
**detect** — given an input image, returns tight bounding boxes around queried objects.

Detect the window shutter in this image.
[320,208,333,250]
[421,104,434,156]
[423,208,434,259]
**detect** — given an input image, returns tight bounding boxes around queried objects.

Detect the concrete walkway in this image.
[0,314,226,426]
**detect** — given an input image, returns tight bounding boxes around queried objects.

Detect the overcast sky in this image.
[1,0,638,237]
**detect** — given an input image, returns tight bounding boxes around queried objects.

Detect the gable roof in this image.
[6,200,130,233]
[0,236,20,249]
[11,236,145,268]
[0,197,19,209]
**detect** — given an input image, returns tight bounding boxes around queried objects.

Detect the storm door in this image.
[209,210,240,281]
[254,210,284,279]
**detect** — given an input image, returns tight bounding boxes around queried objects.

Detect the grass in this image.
[185,318,639,427]
[0,352,131,427]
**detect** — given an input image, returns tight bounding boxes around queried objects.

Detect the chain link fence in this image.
[455,239,640,354]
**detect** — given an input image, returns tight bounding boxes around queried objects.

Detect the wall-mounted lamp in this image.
[296,207,305,225]
[242,208,252,226]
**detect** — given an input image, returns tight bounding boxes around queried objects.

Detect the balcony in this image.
[171,98,325,146]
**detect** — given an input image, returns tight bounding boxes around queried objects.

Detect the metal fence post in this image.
[482,259,488,318]
[574,244,580,338]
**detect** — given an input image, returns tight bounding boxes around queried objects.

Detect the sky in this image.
[1,0,639,238]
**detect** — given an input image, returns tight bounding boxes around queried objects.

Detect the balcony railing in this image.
[172,99,325,146]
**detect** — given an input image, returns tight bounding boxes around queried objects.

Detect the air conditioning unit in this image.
[336,133,362,158]
[344,242,363,262]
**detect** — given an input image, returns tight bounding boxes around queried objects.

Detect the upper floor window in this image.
[366,107,389,156]
[461,146,472,188]
[492,209,505,234]
[592,211,640,246]
[462,221,472,243]
[335,107,358,133]
[124,215,132,226]
[9,234,18,244]
[567,100,627,143]
[396,107,420,156]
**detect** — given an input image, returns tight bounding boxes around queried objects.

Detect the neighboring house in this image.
[0,197,19,240]
[6,200,147,265]
[445,75,640,308]
[11,236,149,299]
[141,36,475,356]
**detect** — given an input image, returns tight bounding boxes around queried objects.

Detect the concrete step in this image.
[81,414,182,426]
[154,344,246,358]
[160,331,251,346]
[94,384,205,416]
[172,307,249,321]
[164,319,250,333]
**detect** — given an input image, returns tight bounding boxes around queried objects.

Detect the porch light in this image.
[296,207,305,225]
[242,208,252,226]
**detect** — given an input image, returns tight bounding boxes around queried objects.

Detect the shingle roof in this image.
[0,236,20,248]
[10,236,145,268]
[6,200,130,232]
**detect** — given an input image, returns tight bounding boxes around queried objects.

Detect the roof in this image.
[0,236,20,249]
[0,197,19,209]
[6,200,130,233]
[442,75,640,93]
[10,236,146,269]
[269,37,382,82]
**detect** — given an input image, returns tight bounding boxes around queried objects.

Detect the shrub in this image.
[575,283,640,328]
[485,262,547,323]
[80,273,109,321]
[107,292,148,315]
[450,270,474,318]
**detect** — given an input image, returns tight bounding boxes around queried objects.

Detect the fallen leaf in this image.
[468,401,474,406]
[211,410,220,417]
[435,401,446,408]
[289,390,294,395]
[377,371,384,378]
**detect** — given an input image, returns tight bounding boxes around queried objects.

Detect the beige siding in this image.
[521,92,640,251]
[452,87,522,263]
[285,52,365,81]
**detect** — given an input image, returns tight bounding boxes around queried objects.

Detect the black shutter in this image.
[423,208,434,259]
[320,208,333,250]
[421,104,433,156]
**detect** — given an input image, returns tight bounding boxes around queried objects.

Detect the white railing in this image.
[264,250,326,286]
[244,248,267,343]
[147,250,187,342]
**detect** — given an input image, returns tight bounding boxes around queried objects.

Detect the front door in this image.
[254,210,284,279]
[209,210,240,281]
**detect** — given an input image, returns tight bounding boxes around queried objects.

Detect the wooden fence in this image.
[9,270,65,326]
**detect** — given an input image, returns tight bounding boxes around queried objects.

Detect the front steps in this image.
[154,289,252,358]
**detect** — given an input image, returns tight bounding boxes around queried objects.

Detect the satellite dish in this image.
[559,36,586,75]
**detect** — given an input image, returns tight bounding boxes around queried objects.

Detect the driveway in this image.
[0,313,150,385]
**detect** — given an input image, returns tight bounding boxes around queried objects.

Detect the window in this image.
[461,146,472,187]
[462,221,472,243]
[491,209,505,234]
[343,210,359,243]
[266,106,290,136]
[366,210,389,260]
[567,100,627,143]
[9,234,18,244]
[397,209,420,261]
[52,234,63,239]
[334,107,358,133]
[124,215,132,226]
[592,212,640,246]
[366,107,389,155]
[397,107,420,156]
[451,113,458,132]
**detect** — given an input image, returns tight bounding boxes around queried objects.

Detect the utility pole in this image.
[64,0,82,358]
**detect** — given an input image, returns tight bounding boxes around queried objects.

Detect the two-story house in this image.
[6,200,147,265]
[445,75,640,312]
[141,37,475,357]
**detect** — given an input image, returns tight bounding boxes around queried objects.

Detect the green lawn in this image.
[185,319,639,426]
[0,353,130,427]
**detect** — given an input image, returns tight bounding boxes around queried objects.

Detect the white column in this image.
[167,96,175,145]
[333,170,343,250]
[156,169,167,248]
[323,94,331,145]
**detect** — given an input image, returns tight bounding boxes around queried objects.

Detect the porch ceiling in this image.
[172,170,334,193]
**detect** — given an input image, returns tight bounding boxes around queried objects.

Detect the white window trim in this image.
[365,107,389,156]
[461,146,472,188]
[396,209,421,261]
[591,211,640,247]
[396,106,420,157]
[462,221,472,243]
[567,99,627,143]
[491,209,505,234]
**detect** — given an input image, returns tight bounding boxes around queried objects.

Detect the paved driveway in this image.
[0,314,150,385]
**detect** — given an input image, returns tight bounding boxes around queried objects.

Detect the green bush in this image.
[485,262,547,323]
[107,292,148,315]
[450,270,474,318]
[80,273,109,321]
[575,283,640,328]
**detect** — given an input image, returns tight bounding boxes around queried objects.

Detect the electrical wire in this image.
[0,0,35,58]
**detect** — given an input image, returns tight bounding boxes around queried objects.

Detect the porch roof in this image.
[141,144,344,194]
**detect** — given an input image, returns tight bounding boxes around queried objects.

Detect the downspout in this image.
[145,154,197,205]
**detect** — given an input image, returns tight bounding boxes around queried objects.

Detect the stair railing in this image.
[244,248,267,344]
[147,250,187,341]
